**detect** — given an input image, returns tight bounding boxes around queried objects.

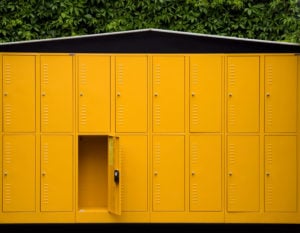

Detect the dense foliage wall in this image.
[0,0,299,43]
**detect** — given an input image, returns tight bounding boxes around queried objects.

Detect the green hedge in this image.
[0,0,299,43]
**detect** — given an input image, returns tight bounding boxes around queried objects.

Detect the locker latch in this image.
[114,170,120,184]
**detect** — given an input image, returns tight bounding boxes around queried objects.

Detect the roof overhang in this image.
[0,28,299,53]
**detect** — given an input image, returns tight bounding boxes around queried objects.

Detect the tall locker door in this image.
[3,135,35,212]
[153,57,185,132]
[41,135,73,211]
[265,56,297,132]
[3,55,35,132]
[190,135,222,211]
[78,55,110,133]
[190,56,222,132]
[108,136,121,215]
[116,56,147,132]
[119,136,147,211]
[227,136,260,212]
[265,136,297,212]
[227,57,259,133]
[41,56,73,133]
[153,135,184,211]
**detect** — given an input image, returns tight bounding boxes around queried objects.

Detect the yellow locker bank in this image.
[0,29,299,224]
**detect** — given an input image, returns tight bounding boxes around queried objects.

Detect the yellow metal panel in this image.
[3,135,35,212]
[265,136,297,212]
[78,55,110,133]
[119,135,147,211]
[153,135,185,211]
[153,56,185,132]
[265,56,297,132]
[116,56,148,132]
[190,135,222,211]
[227,57,259,132]
[190,56,222,132]
[108,136,121,215]
[227,136,260,212]
[3,55,35,132]
[0,134,1,213]
[41,135,73,211]
[41,56,73,132]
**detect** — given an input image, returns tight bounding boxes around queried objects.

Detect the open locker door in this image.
[108,136,121,215]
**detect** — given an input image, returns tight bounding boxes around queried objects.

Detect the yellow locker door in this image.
[108,136,121,215]
[3,135,35,212]
[119,135,147,212]
[265,136,297,212]
[153,135,185,211]
[265,56,297,133]
[190,55,222,132]
[153,56,185,133]
[41,135,73,212]
[78,55,110,133]
[116,56,148,132]
[190,135,222,211]
[41,55,73,133]
[227,136,260,212]
[3,55,35,132]
[227,57,259,133]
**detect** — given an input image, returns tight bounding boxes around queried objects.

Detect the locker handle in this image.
[114,170,120,184]
[42,171,46,176]
[41,92,46,97]
[228,172,232,176]
[154,171,158,176]
[191,171,195,176]
[228,93,233,97]
[80,92,84,97]
[191,92,195,97]
[3,92,8,96]
[116,92,121,97]
[3,171,8,176]
[154,93,158,97]
[266,93,270,97]
[266,172,270,176]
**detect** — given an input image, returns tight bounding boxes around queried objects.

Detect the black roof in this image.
[0,28,299,53]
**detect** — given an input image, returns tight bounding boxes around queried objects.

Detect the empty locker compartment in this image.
[78,135,120,214]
